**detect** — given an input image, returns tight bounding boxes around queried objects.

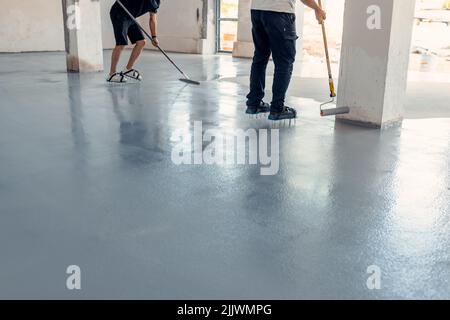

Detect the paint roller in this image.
[318,0,350,117]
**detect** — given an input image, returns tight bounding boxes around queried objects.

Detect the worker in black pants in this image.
[246,0,326,120]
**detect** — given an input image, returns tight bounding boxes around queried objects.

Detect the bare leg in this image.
[110,45,126,76]
[126,40,146,70]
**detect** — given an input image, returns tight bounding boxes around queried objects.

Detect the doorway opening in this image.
[216,0,239,53]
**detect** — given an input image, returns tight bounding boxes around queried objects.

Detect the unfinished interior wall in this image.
[0,0,215,54]
[0,0,113,52]
[101,0,117,50]
[138,0,216,54]
[0,0,65,52]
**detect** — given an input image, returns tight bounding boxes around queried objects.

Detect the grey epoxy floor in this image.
[0,51,449,299]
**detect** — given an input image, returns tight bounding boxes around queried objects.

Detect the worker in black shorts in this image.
[108,0,160,83]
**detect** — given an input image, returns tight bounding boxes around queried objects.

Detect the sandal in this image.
[107,72,127,83]
[122,69,143,81]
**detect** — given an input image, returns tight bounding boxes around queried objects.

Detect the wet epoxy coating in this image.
[0,51,449,299]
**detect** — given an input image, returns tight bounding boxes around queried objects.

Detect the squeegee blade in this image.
[179,78,200,85]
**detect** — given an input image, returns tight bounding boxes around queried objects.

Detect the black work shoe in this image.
[246,101,271,114]
[268,106,297,121]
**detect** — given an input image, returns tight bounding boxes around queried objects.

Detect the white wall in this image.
[0,0,65,52]
[0,0,215,54]
[101,0,117,50]
[139,0,216,54]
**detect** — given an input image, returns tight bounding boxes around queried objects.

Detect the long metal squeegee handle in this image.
[155,45,190,79]
[115,0,190,80]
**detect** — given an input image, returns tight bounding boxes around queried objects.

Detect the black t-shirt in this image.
[111,0,160,19]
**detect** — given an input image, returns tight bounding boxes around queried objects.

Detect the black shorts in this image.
[110,12,145,46]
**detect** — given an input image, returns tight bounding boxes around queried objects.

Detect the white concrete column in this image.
[294,4,305,71]
[199,0,217,54]
[336,0,416,128]
[232,0,253,58]
[233,0,304,60]
[61,0,104,72]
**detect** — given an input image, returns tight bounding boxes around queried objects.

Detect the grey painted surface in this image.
[0,51,449,299]
[223,75,450,119]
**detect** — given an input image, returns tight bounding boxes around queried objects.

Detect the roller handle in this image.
[328,78,336,98]
[318,0,336,98]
